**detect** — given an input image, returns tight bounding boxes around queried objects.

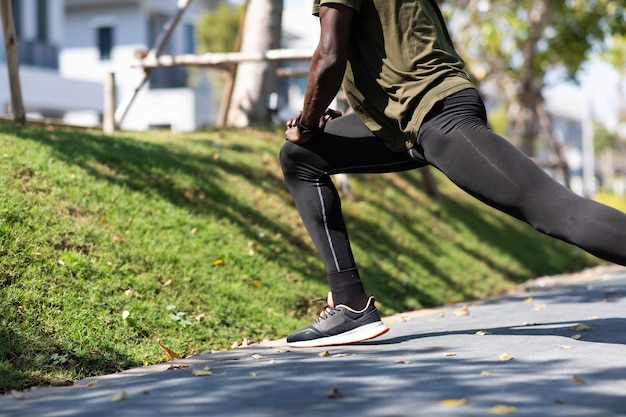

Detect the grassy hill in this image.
[0,122,600,392]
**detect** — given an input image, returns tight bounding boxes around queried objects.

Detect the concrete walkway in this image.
[2,266,626,417]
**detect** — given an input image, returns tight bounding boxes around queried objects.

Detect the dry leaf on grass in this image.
[439,398,469,407]
[50,379,73,387]
[158,341,181,361]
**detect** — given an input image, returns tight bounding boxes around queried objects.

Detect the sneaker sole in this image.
[287,321,390,348]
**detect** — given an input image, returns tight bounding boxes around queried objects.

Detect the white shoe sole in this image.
[287,321,390,348]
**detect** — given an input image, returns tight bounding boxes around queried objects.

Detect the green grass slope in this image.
[0,124,598,392]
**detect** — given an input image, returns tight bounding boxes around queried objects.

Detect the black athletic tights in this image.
[280,88,626,287]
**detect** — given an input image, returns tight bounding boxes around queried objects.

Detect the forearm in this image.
[299,47,346,129]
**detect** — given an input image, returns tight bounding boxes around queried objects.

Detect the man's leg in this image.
[280,113,426,347]
[280,113,427,307]
[414,89,626,266]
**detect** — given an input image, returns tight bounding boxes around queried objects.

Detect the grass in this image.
[0,122,607,393]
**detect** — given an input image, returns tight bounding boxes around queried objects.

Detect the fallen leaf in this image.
[499,353,515,361]
[211,259,225,266]
[572,375,585,385]
[250,372,257,377]
[192,367,213,377]
[331,353,353,358]
[159,279,174,287]
[86,381,98,388]
[111,391,128,402]
[328,386,343,398]
[269,359,276,364]
[122,310,130,320]
[476,331,492,336]
[50,378,73,387]
[158,341,181,361]
[559,345,573,349]
[90,349,103,356]
[570,323,592,331]
[488,404,517,414]
[571,334,582,340]
[439,398,469,407]
[195,313,207,322]
[523,297,533,303]
[166,364,189,370]
[443,352,457,357]
[190,227,198,235]
[480,370,496,376]
[251,280,262,288]
[454,305,470,316]
[428,318,438,322]
[318,350,330,357]
[251,354,263,360]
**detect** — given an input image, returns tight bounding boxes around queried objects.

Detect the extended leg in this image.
[415,89,626,266]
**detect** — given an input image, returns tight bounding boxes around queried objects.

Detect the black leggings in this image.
[280,88,626,272]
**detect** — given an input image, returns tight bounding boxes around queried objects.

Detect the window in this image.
[11,0,21,37]
[36,0,48,41]
[184,24,195,54]
[98,26,114,60]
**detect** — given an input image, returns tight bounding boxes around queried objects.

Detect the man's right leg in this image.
[279,113,426,347]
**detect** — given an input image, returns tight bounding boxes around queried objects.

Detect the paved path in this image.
[2,266,626,417]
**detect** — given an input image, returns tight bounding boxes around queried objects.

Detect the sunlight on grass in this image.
[0,123,600,392]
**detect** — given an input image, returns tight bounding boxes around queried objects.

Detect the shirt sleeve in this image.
[312,0,362,16]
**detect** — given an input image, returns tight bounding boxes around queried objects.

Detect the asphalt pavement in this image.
[2,265,626,417]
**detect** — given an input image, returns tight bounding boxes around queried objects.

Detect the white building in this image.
[61,0,220,131]
[0,0,102,124]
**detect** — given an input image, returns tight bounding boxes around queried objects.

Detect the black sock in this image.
[327,268,369,310]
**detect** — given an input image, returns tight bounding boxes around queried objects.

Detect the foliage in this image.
[0,123,601,393]
[196,3,243,54]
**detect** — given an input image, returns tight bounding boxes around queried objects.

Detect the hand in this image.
[285,109,343,144]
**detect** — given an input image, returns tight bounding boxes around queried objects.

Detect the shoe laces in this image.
[316,305,338,323]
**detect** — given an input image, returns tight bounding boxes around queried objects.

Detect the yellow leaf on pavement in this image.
[499,353,515,361]
[488,404,517,414]
[192,367,213,377]
[439,398,469,407]
[570,323,592,331]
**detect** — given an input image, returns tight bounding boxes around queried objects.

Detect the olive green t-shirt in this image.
[312,0,474,151]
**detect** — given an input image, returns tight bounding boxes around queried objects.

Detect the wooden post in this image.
[114,0,193,127]
[103,72,116,134]
[0,0,25,126]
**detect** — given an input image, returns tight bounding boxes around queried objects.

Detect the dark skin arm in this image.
[285,4,355,144]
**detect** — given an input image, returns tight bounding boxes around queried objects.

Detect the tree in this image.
[226,0,283,127]
[442,0,626,183]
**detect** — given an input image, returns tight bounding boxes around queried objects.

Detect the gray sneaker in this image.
[286,296,389,348]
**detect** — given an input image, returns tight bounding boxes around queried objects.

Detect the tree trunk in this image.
[226,0,283,127]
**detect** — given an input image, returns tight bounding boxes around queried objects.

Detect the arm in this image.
[285,4,354,144]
